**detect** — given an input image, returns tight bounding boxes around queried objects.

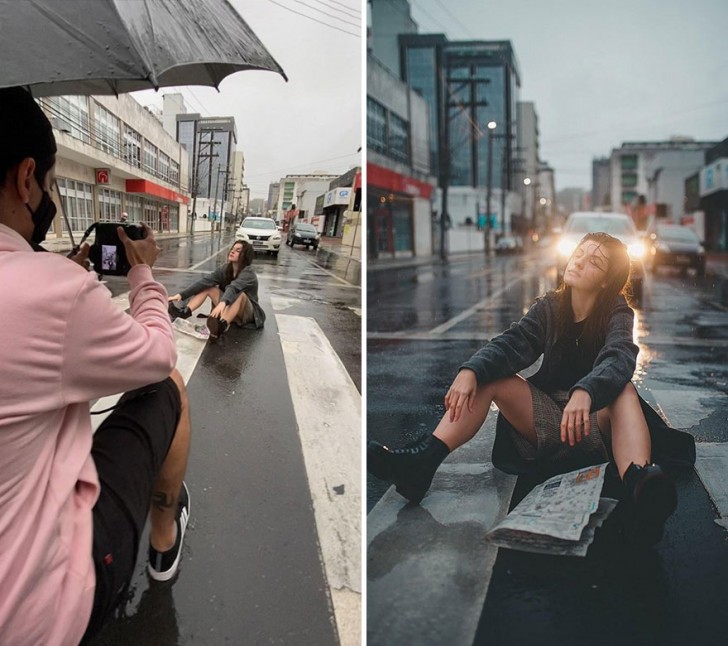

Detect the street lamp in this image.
[485,120,497,255]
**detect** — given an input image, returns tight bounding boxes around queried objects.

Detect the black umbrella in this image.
[0,0,287,96]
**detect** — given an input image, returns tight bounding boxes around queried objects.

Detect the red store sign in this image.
[367,162,434,199]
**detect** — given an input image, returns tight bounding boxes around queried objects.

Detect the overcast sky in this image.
[133,0,362,200]
[407,0,728,191]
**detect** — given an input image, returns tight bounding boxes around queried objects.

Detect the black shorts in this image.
[80,377,181,643]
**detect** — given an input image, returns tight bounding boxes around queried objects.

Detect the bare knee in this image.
[611,382,639,408]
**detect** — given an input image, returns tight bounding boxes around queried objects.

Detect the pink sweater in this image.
[0,224,177,645]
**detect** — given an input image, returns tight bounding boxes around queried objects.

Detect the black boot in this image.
[168,302,192,321]
[367,435,450,504]
[622,463,677,546]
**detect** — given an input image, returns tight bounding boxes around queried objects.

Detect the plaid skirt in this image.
[506,383,611,471]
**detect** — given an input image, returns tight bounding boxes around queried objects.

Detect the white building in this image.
[516,101,540,228]
[40,93,189,239]
[276,172,339,223]
[609,138,719,226]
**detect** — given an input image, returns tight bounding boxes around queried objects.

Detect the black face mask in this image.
[26,189,57,244]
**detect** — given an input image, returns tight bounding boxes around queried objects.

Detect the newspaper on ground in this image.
[173,317,210,340]
[486,463,618,557]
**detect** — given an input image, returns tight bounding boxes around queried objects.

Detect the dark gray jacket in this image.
[459,291,695,474]
[180,265,266,329]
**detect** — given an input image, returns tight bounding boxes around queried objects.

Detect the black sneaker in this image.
[206,315,229,339]
[168,302,192,322]
[148,482,190,581]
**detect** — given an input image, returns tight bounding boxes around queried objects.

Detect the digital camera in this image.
[88,222,145,276]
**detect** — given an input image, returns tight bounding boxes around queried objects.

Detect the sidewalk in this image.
[315,236,361,286]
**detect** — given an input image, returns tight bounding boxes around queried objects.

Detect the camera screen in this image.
[101,244,118,272]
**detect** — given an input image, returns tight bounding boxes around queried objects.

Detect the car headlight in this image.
[271,234,281,241]
[557,238,577,257]
[627,242,646,259]
[236,232,248,240]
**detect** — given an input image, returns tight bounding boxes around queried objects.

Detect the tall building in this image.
[609,138,719,225]
[230,150,246,220]
[175,114,237,207]
[591,157,612,209]
[368,0,417,75]
[266,182,280,217]
[516,102,539,226]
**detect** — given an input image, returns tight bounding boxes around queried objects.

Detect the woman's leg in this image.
[596,383,651,478]
[220,291,249,324]
[186,287,221,313]
[434,375,536,450]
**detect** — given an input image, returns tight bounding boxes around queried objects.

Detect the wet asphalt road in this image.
[367,241,728,645]
[87,232,360,644]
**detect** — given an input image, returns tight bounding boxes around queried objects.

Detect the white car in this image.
[235,217,282,256]
[556,211,646,302]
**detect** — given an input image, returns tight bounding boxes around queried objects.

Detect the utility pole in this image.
[486,121,496,254]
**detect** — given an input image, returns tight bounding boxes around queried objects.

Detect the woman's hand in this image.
[210,302,226,319]
[561,389,592,446]
[445,369,478,423]
[168,293,182,303]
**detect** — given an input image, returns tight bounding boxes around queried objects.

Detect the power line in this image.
[290,0,360,27]
[320,0,360,14]
[432,0,476,39]
[267,0,360,38]
[310,0,360,19]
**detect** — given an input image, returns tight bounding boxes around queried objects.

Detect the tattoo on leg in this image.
[152,491,175,511]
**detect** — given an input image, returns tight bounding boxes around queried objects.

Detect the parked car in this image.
[495,235,523,255]
[648,224,706,276]
[286,222,321,250]
[235,217,281,256]
[555,211,646,303]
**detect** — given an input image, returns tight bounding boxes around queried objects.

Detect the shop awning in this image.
[126,179,190,205]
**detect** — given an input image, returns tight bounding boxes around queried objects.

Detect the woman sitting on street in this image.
[368,232,694,545]
[168,240,265,338]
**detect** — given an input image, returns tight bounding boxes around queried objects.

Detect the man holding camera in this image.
[0,87,192,645]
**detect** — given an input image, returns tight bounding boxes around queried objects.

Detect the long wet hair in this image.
[554,232,632,356]
[224,240,254,284]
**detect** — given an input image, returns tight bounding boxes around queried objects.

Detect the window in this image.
[94,103,121,157]
[389,113,410,163]
[620,154,638,171]
[57,178,94,233]
[367,97,387,155]
[621,190,638,204]
[170,159,180,186]
[98,188,122,221]
[621,172,638,188]
[169,205,179,231]
[123,125,142,168]
[159,152,170,182]
[45,96,90,144]
[126,195,143,222]
[143,142,158,177]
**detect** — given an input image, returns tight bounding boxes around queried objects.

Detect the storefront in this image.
[322,186,353,237]
[367,162,435,259]
[699,158,728,251]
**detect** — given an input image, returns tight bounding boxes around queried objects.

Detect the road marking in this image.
[428,275,526,335]
[189,246,230,270]
[276,314,361,646]
[307,259,357,287]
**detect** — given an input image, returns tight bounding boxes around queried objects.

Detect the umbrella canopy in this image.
[0,0,287,97]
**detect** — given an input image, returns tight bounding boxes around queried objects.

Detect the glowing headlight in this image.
[627,242,646,259]
[558,238,577,257]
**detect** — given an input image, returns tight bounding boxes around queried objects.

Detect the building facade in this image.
[591,157,611,210]
[275,173,339,226]
[367,53,435,259]
[40,93,189,238]
[609,138,718,228]
[516,101,539,229]
[266,182,280,217]
[368,0,418,76]
[698,137,728,251]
